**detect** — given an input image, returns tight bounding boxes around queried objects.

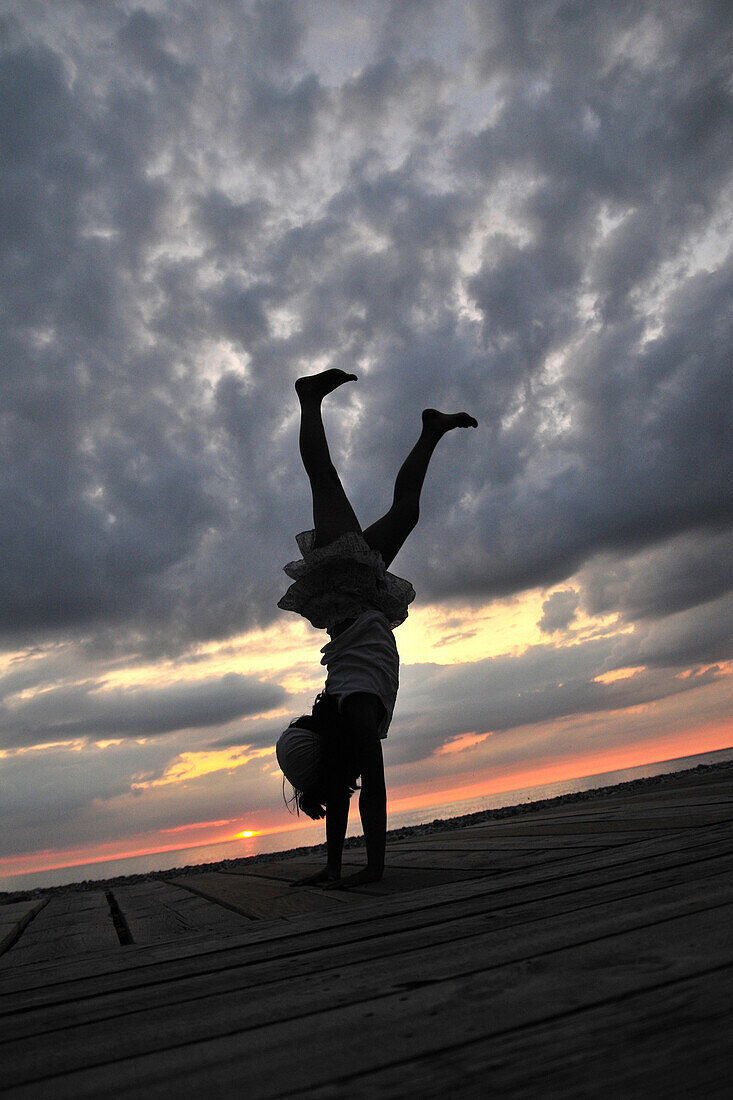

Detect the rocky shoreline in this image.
[3,757,732,903]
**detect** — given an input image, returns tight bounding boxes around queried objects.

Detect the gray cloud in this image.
[0,740,178,828]
[0,673,286,749]
[0,735,283,858]
[538,588,579,634]
[1,1,730,654]
[391,615,731,767]
[0,2,731,871]
[619,593,733,670]
[579,529,733,623]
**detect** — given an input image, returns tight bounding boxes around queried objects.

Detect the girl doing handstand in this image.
[276,369,476,890]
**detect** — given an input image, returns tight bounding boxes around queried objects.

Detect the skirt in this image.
[277,529,415,632]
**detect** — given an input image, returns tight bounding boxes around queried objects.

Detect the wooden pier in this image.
[1,763,731,1097]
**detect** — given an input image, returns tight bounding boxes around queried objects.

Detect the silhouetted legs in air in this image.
[291,368,477,889]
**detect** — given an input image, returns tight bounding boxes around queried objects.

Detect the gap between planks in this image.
[2,823,731,1001]
[2,899,731,1097]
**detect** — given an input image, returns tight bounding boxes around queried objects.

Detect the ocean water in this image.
[3,745,732,892]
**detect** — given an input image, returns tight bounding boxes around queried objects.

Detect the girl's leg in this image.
[296,369,361,548]
[363,408,477,568]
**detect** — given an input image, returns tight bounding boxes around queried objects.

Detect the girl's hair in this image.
[282,775,328,820]
[283,691,359,820]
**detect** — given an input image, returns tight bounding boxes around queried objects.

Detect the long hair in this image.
[284,691,359,819]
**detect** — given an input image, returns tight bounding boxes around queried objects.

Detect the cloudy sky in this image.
[1,0,732,888]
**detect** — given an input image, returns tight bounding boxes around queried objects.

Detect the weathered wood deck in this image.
[1,764,731,1098]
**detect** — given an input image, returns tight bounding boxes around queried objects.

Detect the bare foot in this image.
[295,369,357,401]
[322,866,383,890]
[422,408,478,436]
[289,865,341,887]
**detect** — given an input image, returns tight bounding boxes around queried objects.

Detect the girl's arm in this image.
[325,789,350,876]
[288,791,350,887]
[325,693,386,889]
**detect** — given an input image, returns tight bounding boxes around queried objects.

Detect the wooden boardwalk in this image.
[1,764,731,1098]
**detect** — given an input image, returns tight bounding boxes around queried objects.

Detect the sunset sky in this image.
[1,0,731,888]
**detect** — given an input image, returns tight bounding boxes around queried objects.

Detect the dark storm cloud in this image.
[412,248,733,615]
[194,192,271,258]
[0,15,227,645]
[0,672,285,749]
[579,529,733,623]
[619,593,733,670]
[0,0,731,659]
[117,8,198,90]
[206,723,287,752]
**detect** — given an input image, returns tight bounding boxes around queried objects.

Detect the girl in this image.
[276,369,476,889]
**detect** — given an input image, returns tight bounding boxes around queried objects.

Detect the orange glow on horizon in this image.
[388,720,733,815]
[4,719,730,886]
[0,816,325,881]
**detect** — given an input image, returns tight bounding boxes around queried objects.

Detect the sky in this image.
[1,0,732,888]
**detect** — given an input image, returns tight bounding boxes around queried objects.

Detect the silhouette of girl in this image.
[276,369,477,889]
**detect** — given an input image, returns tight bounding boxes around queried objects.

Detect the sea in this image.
[3,745,732,893]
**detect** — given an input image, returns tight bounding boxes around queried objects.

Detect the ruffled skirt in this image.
[277,530,415,631]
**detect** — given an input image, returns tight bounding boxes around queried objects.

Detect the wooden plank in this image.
[0,892,118,968]
[449,826,605,840]
[504,799,733,820]
[307,867,491,897]
[221,867,369,904]
[437,820,683,834]
[0,900,49,926]
[170,872,355,919]
[2,896,731,1096]
[584,779,733,797]
[2,825,731,1002]
[388,835,643,849]
[112,881,253,944]
[442,817,725,834]
[481,793,733,817]
[227,863,486,892]
[394,822,655,838]
[221,862,345,883]
[0,899,48,955]
[4,859,732,1050]
[476,788,733,814]
[369,848,577,870]
[587,800,733,815]
[5,849,730,1047]
[295,966,733,1099]
[1,819,727,988]
[464,778,733,811]
[366,848,557,873]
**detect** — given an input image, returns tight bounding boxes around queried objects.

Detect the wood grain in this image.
[0,765,730,1098]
